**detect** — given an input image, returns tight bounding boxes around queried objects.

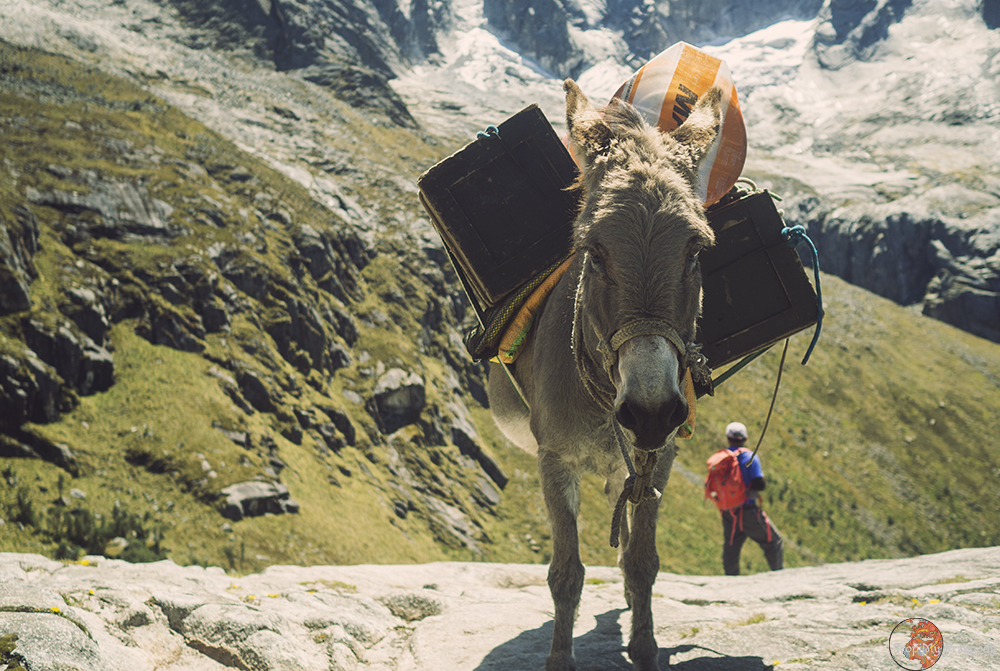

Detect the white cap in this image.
[726,422,748,440]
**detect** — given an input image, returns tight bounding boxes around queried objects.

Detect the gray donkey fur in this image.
[488,79,722,671]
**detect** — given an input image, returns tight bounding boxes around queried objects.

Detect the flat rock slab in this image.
[0,547,998,670]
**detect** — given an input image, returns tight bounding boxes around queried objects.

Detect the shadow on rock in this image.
[474,611,773,670]
[664,644,773,671]
[475,609,632,670]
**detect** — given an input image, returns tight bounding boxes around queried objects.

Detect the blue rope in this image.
[477,125,499,140]
[709,344,773,392]
[781,225,824,365]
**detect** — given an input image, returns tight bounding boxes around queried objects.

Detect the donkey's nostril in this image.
[615,399,640,434]
[615,394,689,448]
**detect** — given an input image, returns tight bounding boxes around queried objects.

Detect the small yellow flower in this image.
[267,593,279,598]
[928,599,940,604]
[80,559,90,566]
[859,601,867,605]
[911,598,919,605]
[89,589,95,596]
[51,607,61,613]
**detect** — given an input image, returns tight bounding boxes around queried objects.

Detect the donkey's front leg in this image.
[540,451,584,671]
[622,450,674,671]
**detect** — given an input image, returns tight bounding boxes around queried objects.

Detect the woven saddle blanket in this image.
[463,253,575,364]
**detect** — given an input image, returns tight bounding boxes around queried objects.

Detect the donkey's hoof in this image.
[628,640,660,670]
[545,651,576,671]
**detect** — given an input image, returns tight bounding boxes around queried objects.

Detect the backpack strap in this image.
[728,505,744,546]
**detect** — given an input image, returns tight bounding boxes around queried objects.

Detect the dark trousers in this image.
[722,504,784,576]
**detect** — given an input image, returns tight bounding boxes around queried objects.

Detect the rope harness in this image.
[445,129,827,552]
[570,252,714,548]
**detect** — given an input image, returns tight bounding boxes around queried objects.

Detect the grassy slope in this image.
[1,40,998,576]
[481,272,1000,576]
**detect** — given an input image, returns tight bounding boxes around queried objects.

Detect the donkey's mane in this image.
[596,98,710,197]
[599,99,648,133]
[572,100,710,248]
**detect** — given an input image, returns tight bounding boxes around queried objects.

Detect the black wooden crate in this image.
[417,104,579,308]
[698,190,818,368]
[418,107,817,371]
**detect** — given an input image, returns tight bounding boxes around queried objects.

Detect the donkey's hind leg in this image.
[621,450,674,671]
[540,450,584,671]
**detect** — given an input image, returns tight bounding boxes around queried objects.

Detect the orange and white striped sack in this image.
[613,42,746,208]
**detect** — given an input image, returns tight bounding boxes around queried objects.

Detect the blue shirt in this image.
[728,446,763,505]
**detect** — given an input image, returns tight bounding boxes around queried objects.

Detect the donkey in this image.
[487,79,722,671]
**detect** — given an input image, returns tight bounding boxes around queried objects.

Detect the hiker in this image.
[707,421,784,575]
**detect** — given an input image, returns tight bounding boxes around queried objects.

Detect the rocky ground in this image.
[2,547,999,670]
[1,0,999,597]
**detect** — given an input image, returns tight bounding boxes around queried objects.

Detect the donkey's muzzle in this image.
[615,394,688,450]
[613,333,687,449]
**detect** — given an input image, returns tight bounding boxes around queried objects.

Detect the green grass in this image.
[1,38,999,577]
[729,612,767,627]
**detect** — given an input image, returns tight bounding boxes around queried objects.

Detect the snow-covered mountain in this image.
[392,0,1000,342]
[2,0,999,339]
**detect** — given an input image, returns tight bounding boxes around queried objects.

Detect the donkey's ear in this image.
[565,79,613,169]
[670,86,723,172]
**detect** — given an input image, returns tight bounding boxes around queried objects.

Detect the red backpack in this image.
[705,448,749,511]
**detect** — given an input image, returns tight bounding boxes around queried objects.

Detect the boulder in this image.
[292,223,362,303]
[182,603,319,670]
[0,431,77,475]
[219,481,299,521]
[0,205,39,316]
[213,424,250,449]
[313,423,346,453]
[236,369,277,413]
[22,319,115,396]
[135,302,205,353]
[197,297,230,333]
[0,613,105,671]
[221,258,270,301]
[25,178,181,239]
[62,286,111,345]
[264,293,328,372]
[0,354,63,427]
[319,406,356,446]
[447,401,508,489]
[369,369,425,434]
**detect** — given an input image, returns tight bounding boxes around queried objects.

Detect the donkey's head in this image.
[565,79,720,450]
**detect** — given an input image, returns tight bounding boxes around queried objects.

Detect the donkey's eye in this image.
[685,250,701,274]
[589,250,605,274]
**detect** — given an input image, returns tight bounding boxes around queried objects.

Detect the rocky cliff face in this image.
[700,0,1000,344]
[0,29,508,569]
[783,194,1000,343]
